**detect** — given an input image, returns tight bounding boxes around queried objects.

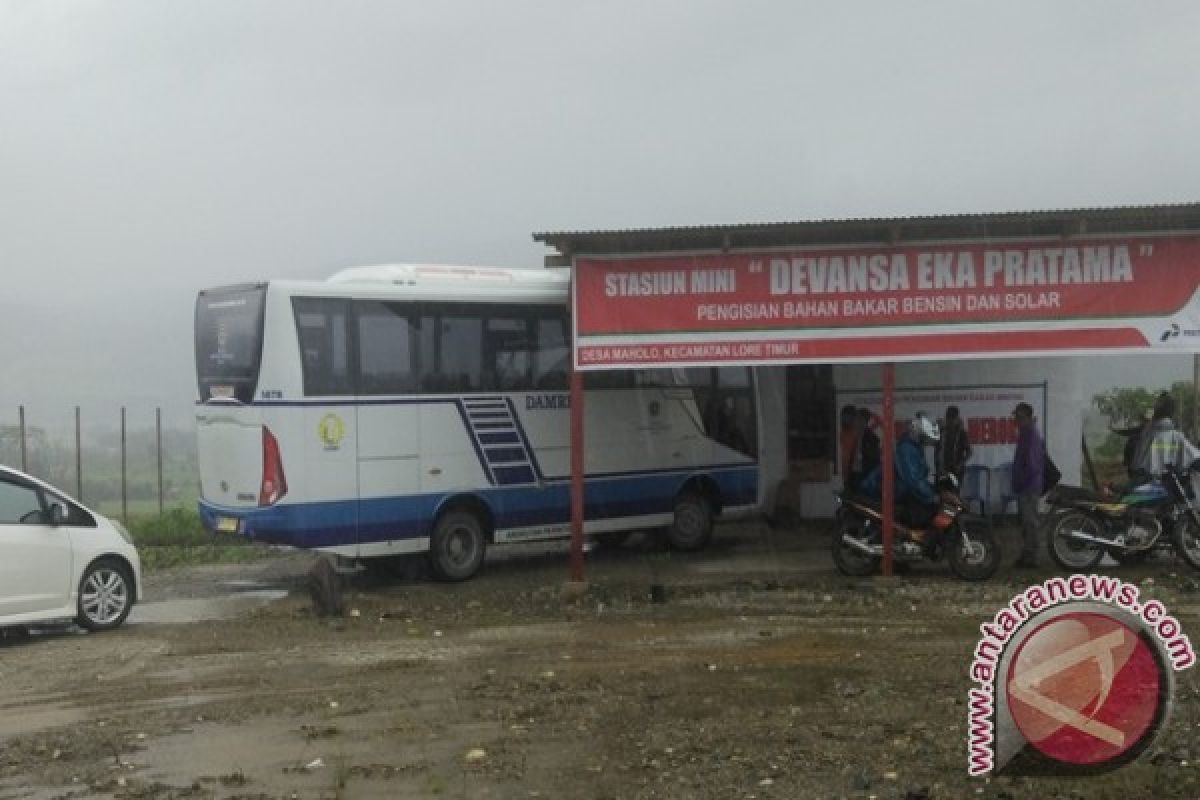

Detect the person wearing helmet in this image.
[858,412,941,529]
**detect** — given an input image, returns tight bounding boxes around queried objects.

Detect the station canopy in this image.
[534,203,1200,369]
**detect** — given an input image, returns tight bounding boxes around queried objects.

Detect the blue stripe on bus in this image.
[493,465,536,485]
[485,447,528,464]
[199,465,758,549]
[478,432,520,445]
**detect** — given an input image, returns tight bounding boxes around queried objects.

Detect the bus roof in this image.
[327,263,569,288]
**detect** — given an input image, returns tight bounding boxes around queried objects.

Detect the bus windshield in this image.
[195,285,267,403]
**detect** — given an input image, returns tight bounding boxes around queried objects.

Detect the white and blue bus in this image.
[194,264,764,580]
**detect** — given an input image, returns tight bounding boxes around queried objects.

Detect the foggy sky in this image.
[3,1,1199,430]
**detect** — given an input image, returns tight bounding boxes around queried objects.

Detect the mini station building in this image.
[534,204,1200,575]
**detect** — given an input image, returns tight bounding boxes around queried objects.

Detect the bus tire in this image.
[428,510,486,582]
[667,492,713,552]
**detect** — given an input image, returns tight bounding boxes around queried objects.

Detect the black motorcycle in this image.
[1044,467,1200,570]
[832,475,1000,581]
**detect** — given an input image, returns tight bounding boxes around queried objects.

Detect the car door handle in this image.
[428,467,442,476]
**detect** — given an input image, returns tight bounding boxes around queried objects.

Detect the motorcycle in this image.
[1044,467,1200,571]
[832,474,1001,581]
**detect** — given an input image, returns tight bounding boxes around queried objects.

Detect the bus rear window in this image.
[195,285,267,403]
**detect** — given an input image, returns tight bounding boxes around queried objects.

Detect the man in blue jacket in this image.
[859,413,941,529]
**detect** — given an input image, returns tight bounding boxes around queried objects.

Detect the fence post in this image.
[121,406,127,523]
[19,405,27,472]
[157,407,163,515]
[75,406,83,501]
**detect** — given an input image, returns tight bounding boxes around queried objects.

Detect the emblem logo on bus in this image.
[319,413,345,450]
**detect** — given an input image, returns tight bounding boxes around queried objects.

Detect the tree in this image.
[1094,381,1199,439]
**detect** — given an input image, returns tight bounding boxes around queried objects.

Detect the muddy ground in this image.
[3,522,1200,800]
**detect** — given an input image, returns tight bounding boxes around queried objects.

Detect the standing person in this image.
[847,407,880,492]
[1134,392,1200,477]
[1011,402,1045,568]
[839,404,858,487]
[935,406,972,486]
[1113,408,1152,479]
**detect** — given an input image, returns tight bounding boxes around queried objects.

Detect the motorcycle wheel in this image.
[1173,514,1200,571]
[1047,511,1106,571]
[947,525,1000,581]
[831,517,880,577]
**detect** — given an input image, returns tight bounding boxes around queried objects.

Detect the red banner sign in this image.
[572,235,1200,368]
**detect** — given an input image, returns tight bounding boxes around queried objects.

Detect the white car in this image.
[0,465,141,632]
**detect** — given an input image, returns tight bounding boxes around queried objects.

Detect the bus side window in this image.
[436,315,482,393]
[531,314,568,390]
[357,301,415,395]
[293,298,353,396]
[485,316,533,392]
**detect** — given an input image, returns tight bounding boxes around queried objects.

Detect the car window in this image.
[44,491,97,527]
[0,479,45,525]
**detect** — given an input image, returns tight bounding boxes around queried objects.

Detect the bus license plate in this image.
[216,517,239,534]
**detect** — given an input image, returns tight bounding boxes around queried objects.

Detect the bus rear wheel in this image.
[429,511,486,582]
[667,492,713,551]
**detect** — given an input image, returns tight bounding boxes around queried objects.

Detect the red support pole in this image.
[881,362,895,577]
[569,358,585,582]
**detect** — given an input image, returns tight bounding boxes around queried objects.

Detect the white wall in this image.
[787,357,1085,518]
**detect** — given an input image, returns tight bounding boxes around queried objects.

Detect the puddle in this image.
[131,590,289,625]
[129,714,495,800]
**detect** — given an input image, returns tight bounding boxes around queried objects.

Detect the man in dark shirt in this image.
[1012,402,1045,568]
[847,407,880,492]
[935,405,972,486]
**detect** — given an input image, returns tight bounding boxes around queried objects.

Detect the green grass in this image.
[94,497,199,519]
[126,507,220,547]
[124,507,270,571]
[138,544,268,571]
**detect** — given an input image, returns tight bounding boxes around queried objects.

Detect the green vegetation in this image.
[126,507,270,571]
[127,507,217,547]
[1090,380,1200,487]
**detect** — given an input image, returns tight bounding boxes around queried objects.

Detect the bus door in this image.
[354,301,423,553]
[417,311,489,497]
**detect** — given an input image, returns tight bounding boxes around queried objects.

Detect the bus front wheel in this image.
[429,510,487,582]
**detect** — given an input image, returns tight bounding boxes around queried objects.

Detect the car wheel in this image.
[76,559,134,632]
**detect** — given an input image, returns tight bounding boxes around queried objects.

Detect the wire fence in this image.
[0,405,198,521]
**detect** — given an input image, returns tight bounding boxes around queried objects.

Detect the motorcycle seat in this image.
[843,494,923,526]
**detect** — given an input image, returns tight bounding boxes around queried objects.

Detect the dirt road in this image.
[2,524,1200,799]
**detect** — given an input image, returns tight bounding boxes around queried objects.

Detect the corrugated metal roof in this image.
[532,202,1200,260]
